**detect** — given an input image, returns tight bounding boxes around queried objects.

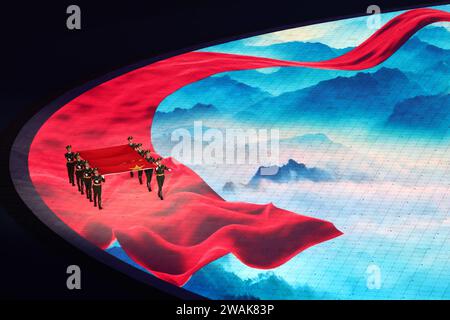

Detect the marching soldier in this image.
[144,150,156,192]
[92,168,105,210]
[136,143,145,157]
[127,136,136,148]
[128,136,137,178]
[82,161,94,202]
[64,145,76,186]
[74,153,86,194]
[155,158,171,200]
[135,143,145,185]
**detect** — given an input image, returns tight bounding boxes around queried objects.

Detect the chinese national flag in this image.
[78,144,156,175]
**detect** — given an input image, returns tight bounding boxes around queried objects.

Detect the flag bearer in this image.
[74,153,86,194]
[92,168,105,210]
[64,145,76,186]
[135,143,145,185]
[128,136,136,178]
[82,161,94,202]
[144,150,156,192]
[155,158,171,200]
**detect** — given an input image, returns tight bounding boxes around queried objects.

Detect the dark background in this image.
[0,0,447,300]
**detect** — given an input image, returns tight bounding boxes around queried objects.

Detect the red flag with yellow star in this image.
[78,144,156,175]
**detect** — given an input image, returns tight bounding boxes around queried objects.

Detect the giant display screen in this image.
[11,5,450,299]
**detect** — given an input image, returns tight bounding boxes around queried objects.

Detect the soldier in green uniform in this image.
[74,153,86,194]
[155,158,171,200]
[128,136,137,178]
[135,143,145,156]
[127,136,136,148]
[92,168,105,210]
[135,143,145,185]
[64,145,76,186]
[82,161,94,202]
[144,150,156,192]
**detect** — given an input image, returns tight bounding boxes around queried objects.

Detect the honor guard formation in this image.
[127,136,171,200]
[65,137,171,210]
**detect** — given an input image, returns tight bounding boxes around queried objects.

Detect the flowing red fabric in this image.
[78,145,156,175]
[27,9,450,286]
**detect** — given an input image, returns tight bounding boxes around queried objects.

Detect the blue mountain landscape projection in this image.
[222,181,237,193]
[200,40,351,62]
[205,41,356,95]
[279,133,374,183]
[157,28,448,119]
[385,94,450,133]
[415,25,450,49]
[385,36,450,72]
[158,75,271,114]
[221,67,358,96]
[184,259,329,300]
[155,103,220,122]
[239,67,424,124]
[149,6,450,300]
[208,29,449,96]
[404,59,450,96]
[203,27,449,71]
[248,159,334,186]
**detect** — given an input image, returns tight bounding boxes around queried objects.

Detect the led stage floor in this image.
[10,6,450,299]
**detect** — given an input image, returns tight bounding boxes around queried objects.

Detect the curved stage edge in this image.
[9,63,205,299]
[10,7,450,298]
